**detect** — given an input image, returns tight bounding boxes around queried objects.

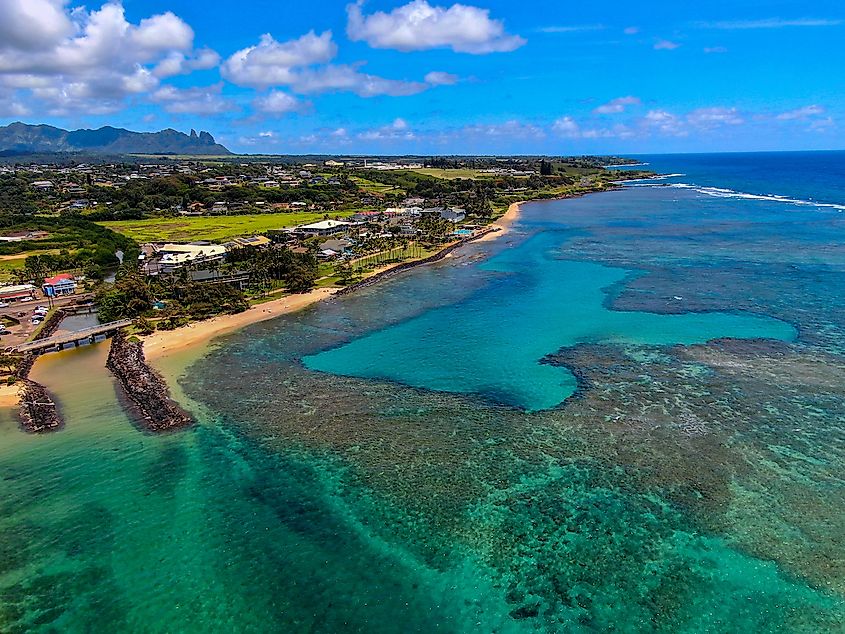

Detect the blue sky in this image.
[1,0,843,154]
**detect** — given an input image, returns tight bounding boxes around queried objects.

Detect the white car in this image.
[20,297,33,303]
[0,302,9,308]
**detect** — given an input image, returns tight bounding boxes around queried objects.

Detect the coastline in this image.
[474,201,523,242]
[145,202,527,363]
[143,287,338,362]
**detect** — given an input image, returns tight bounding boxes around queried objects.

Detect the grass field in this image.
[349,176,404,195]
[99,212,356,243]
[411,168,492,180]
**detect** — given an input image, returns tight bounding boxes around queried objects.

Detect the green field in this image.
[99,212,355,243]
[411,168,492,180]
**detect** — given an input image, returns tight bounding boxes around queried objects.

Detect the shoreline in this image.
[143,287,338,362]
[145,203,528,363]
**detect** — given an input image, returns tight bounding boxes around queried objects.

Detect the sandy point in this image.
[474,201,524,243]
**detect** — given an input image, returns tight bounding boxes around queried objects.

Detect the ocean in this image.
[1,152,844,632]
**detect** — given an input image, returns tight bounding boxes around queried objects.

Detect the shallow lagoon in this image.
[305,231,795,411]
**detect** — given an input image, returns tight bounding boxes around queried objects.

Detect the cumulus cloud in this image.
[0,1,217,115]
[222,30,432,98]
[151,84,236,115]
[0,0,73,51]
[346,0,525,54]
[594,96,641,115]
[153,48,221,78]
[253,90,303,115]
[222,31,337,88]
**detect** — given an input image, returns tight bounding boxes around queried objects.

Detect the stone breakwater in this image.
[18,379,62,433]
[106,331,193,432]
[337,227,499,297]
[14,309,68,433]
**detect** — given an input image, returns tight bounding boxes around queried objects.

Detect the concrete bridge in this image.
[12,320,133,354]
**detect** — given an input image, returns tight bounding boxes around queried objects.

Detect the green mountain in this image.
[0,122,231,156]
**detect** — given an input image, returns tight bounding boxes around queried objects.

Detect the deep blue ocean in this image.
[624,150,845,209]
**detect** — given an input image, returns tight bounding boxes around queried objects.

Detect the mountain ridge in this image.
[0,122,231,156]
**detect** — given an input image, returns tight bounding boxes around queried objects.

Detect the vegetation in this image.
[99,212,356,243]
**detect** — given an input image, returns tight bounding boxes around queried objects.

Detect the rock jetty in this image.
[18,379,62,433]
[106,331,193,432]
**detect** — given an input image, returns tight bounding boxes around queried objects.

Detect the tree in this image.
[540,160,554,176]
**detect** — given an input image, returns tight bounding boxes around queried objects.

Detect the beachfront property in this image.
[0,284,37,303]
[42,273,78,297]
[142,243,228,275]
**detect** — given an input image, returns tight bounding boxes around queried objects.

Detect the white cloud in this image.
[552,116,581,138]
[151,84,236,115]
[153,48,220,78]
[704,46,728,54]
[253,90,302,114]
[347,0,525,54]
[654,39,680,50]
[358,118,416,141]
[776,105,825,120]
[643,110,687,136]
[222,30,430,98]
[624,26,640,35]
[700,18,843,30]
[0,2,215,114]
[687,107,744,128]
[594,96,641,115]
[222,31,336,88]
[424,71,459,85]
[0,0,74,51]
[293,65,428,97]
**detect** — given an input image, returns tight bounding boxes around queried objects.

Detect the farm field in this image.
[99,212,356,243]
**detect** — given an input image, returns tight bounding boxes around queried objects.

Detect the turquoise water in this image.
[2,166,845,631]
[305,232,795,411]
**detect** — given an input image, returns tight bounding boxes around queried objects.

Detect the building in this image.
[0,284,37,303]
[441,208,467,223]
[145,243,228,274]
[294,220,353,237]
[42,273,77,297]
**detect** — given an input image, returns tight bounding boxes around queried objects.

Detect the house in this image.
[225,235,273,250]
[42,273,77,297]
[318,238,353,255]
[441,208,467,223]
[0,284,37,303]
[31,181,54,191]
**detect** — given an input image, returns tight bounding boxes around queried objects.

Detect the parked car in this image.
[31,318,43,325]
[0,329,11,336]
[0,302,9,308]
[20,297,33,303]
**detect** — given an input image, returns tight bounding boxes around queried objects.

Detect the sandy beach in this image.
[474,201,524,242]
[143,287,338,361]
[0,383,20,408]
